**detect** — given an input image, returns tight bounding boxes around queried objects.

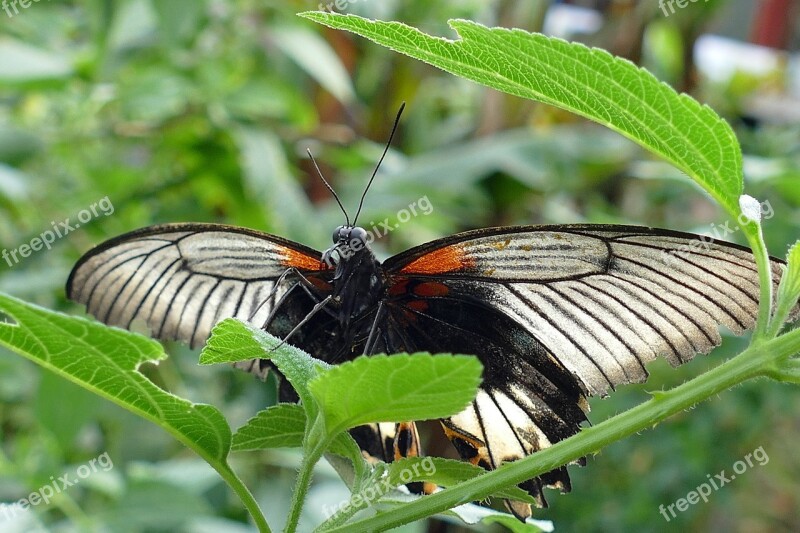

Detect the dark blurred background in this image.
[1,0,799,531]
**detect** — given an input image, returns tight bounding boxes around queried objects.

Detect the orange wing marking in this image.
[399,244,476,275]
[280,248,327,271]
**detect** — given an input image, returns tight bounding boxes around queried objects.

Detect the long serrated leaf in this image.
[307,353,482,435]
[0,292,230,462]
[299,12,743,217]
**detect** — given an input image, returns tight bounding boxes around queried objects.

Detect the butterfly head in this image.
[316,103,405,269]
[322,225,370,266]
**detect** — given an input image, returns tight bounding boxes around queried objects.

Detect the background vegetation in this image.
[1,1,799,531]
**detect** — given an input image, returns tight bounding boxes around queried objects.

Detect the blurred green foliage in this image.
[0,1,798,531]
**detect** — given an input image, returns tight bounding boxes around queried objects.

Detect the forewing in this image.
[386,224,791,396]
[67,223,331,348]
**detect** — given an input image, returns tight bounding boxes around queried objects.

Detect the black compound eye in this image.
[332,226,346,244]
[350,227,368,243]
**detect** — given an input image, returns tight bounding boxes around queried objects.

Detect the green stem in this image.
[322,332,800,532]
[215,462,272,533]
[316,485,371,531]
[766,272,800,339]
[285,417,329,533]
[744,222,774,342]
[763,327,800,372]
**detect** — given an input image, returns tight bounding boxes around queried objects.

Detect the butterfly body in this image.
[324,225,386,336]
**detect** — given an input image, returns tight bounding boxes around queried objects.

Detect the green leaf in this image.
[200,318,329,417]
[199,318,277,365]
[232,403,368,483]
[771,241,800,334]
[307,353,482,435]
[386,457,536,503]
[299,12,743,216]
[0,293,230,462]
[232,404,307,451]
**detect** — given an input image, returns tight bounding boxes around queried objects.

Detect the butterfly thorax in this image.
[324,225,386,329]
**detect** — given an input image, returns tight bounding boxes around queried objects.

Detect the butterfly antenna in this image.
[307,148,350,226]
[353,101,405,226]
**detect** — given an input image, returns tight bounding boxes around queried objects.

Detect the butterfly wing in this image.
[66,223,333,350]
[382,224,794,513]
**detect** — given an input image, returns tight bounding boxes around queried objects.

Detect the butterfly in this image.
[65,107,794,519]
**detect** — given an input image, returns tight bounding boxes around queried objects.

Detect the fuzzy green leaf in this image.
[232,403,362,461]
[307,353,482,436]
[232,403,307,451]
[0,292,230,463]
[300,12,743,216]
[200,318,329,414]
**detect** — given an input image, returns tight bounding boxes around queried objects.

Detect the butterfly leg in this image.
[269,294,335,352]
[253,267,337,328]
[363,301,386,356]
[359,306,436,494]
